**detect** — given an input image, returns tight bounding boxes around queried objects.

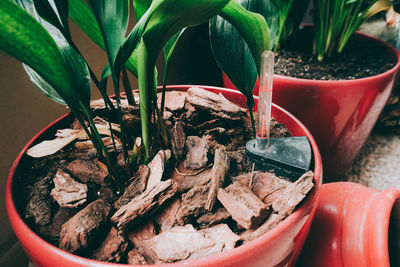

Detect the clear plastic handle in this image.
[256,50,274,150]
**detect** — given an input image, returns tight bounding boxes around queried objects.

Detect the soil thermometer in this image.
[245,51,313,181]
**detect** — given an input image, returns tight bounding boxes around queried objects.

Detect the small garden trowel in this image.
[245,51,312,182]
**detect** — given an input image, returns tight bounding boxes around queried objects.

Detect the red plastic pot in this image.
[223,28,400,180]
[297,182,400,267]
[6,86,322,267]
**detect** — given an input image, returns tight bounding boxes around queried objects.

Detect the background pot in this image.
[6,85,322,267]
[297,182,400,267]
[223,28,400,180]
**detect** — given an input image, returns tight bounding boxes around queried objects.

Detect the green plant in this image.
[0,0,271,188]
[314,0,392,61]
[271,0,311,51]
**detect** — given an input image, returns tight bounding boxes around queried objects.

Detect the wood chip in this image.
[59,199,111,253]
[127,249,148,265]
[271,171,314,217]
[233,172,291,204]
[111,180,178,233]
[92,227,127,262]
[240,213,284,243]
[140,224,239,264]
[200,224,241,252]
[50,169,87,208]
[217,182,270,230]
[158,91,187,111]
[171,163,212,193]
[147,150,171,189]
[176,185,209,225]
[206,148,230,211]
[66,158,108,184]
[37,208,77,242]
[196,207,231,228]
[184,136,209,170]
[153,198,181,232]
[113,165,150,210]
[25,176,53,226]
[127,220,157,248]
[170,121,186,160]
[186,87,247,120]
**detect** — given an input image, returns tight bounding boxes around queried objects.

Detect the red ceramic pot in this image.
[297,182,400,267]
[223,28,400,180]
[6,86,322,267]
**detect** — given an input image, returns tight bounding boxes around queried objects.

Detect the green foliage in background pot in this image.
[313,0,393,61]
[0,0,271,188]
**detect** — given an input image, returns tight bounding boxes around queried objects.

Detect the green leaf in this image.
[23,64,66,105]
[33,0,64,32]
[218,0,270,73]
[87,0,129,68]
[210,0,270,109]
[133,0,152,21]
[15,0,90,108]
[69,0,105,49]
[163,28,185,86]
[0,0,78,107]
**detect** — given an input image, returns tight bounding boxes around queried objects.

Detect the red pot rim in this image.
[6,85,322,267]
[274,25,400,85]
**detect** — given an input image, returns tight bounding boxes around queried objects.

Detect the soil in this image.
[275,27,397,80]
[13,88,314,264]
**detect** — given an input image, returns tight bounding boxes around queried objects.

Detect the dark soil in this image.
[275,27,397,80]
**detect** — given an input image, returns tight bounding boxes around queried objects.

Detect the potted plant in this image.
[221,0,400,179]
[2,0,322,266]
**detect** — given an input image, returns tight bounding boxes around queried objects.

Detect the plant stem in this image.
[249,108,256,139]
[121,67,136,106]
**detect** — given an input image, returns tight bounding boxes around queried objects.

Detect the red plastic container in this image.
[223,29,400,179]
[297,182,400,267]
[6,86,322,267]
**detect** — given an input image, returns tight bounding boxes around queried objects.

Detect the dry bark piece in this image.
[171,163,212,193]
[127,249,148,265]
[186,87,247,120]
[271,171,314,217]
[111,180,178,233]
[196,207,231,228]
[92,227,127,262]
[234,172,291,204]
[50,169,87,208]
[113,165,150,210]
[200,224,241,251]
[38,208,77,242]
[25,176,53,226]
[127,220,157,248]
[176,184,209,225]
[206,148,230,211]
[159,91,187,111]
[140,224,239,264]
[66,159,108,184]
[217,182,270,230]
[59,199,111,253]
[153,198,181,232]
[147,150,171,189]
[240,213,283,242]
[170,121,186,160]
[184,136,209,170]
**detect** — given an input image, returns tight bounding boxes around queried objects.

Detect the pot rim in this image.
[274,24,400,84]
[6,85,322,267]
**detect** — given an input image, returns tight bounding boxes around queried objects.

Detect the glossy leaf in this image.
[87,0,129,68]
[210,0,270,109]
[69,0,105,49]
[33,0,64,32]
[0,0,78,107]
[133,0,152,21]
[15,0,90,108]
[163,28,186,87]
